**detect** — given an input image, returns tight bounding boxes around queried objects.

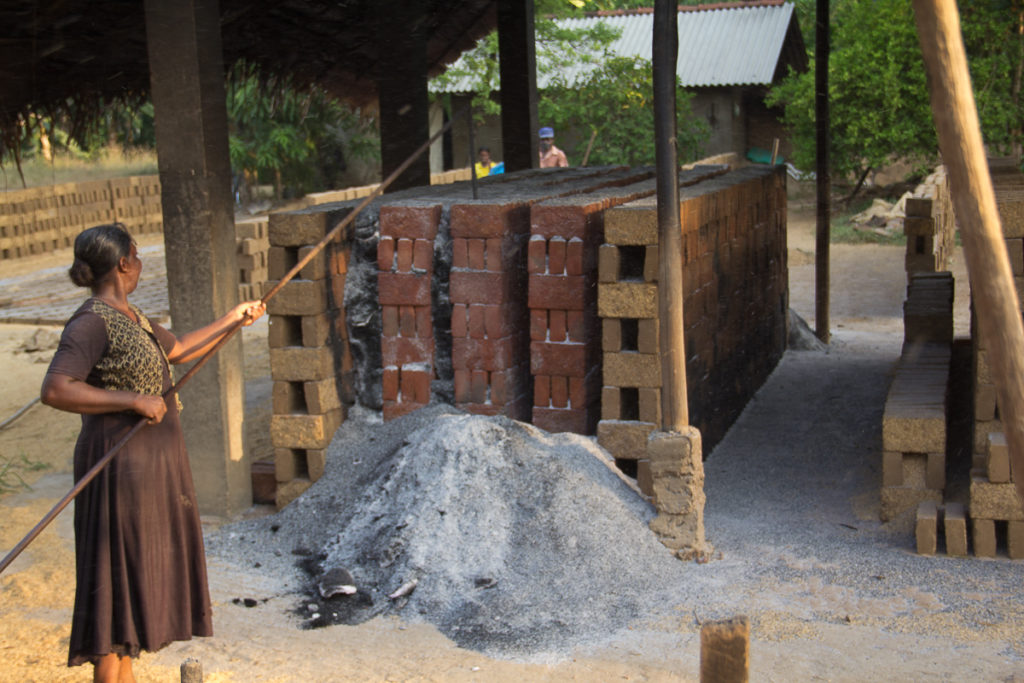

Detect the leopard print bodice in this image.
[88,298,172,397]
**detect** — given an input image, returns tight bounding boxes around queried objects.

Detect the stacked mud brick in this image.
[950,158,1024,555]
[0,176,160,260]
[378,203,441,420]
[527,172,698,434]
[446,168,655,419]
[881,343,950,521]
[903,166,955,279]
[596,165,788,469]
[971,160,1024,470]
[903,272,955,345]
[883,267,954,522]
[266,206,353,508]
[108,176,163,235]
[966,431,1024,557]
[235,216,269,301]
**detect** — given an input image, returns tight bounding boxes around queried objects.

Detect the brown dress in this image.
[47,298,212,667]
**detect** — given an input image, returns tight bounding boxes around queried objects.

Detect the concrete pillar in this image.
[378,0,431,191]
[144,0,250,516]
[497,0,539,172]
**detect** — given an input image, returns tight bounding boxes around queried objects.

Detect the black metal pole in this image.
[815,0,831,343]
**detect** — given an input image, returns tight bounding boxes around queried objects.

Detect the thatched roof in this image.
[0,0,497,149]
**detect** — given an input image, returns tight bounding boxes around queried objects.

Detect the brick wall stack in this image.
[378,203,442,420]
[235,216,269,301]
[968,431,1024,557]
[881,343,950,521]
[903,166,955,279]
[962,158,1024,554]
[449,200,533,419]
[108,176,163,235]
[972,159,1024,470]
[596,165,788,469]
[527,174,691,434]
[882,270,954,522]
[266,206,353,508]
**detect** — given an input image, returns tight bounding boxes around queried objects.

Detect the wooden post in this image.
[377,0,431,191]
[700,616,750,683]
[497,0,539,172]
[653,0,688,431]
[180,658,202,683]
[913,0,1024,502]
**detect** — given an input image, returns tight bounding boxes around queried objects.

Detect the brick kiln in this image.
[264,164,789,508]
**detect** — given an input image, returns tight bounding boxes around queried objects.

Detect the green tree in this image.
[540,56,708,166]
[767,0,936,190]
[226,62,379,201]
[959,0,1024,157]
[767,0,1024,192]
[432,4,708,166]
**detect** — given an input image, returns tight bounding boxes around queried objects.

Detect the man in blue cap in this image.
[538,126,568,168]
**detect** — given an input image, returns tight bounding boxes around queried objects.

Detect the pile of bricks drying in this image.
[265,206,354,508]
[912,158,1024,559]
[235,216,269,301]
[903,166,955,278]
[0,175,162,260]
[597,167,789,482]
[881,342,950,522]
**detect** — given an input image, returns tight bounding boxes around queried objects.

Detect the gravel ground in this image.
[205,325,1024,679]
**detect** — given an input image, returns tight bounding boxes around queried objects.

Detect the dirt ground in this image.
[0,201,994,682]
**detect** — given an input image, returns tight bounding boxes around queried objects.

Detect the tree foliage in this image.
[226,62,379,200]
[432,3,709,167]
[767,0,1024,184]
[540,56,708,166]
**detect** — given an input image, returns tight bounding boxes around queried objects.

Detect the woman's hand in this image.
[234,300,266,327]
[131,393,167,424]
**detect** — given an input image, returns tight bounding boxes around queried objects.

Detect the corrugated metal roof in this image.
[432,2,797,93]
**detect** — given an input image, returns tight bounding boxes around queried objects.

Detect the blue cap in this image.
[538,127,554,138]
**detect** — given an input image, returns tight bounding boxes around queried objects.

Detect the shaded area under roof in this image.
[0,0,497,140]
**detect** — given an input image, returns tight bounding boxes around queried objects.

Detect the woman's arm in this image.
[166,300,266,365]
[41,373,167,423]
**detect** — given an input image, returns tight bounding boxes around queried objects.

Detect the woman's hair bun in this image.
[68,260,96,287]
[68,223,133,288]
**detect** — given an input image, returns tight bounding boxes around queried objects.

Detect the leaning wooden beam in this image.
[913,0,1024,502]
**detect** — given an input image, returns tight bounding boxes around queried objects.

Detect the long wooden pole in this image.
[653,0,688,430]
[913,0,1024,501]
[0,106,468,577]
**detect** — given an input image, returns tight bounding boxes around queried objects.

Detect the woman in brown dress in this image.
[41,223,265,683]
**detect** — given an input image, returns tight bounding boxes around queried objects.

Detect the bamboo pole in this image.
[913,0,1024,502]
[0,107,468,577]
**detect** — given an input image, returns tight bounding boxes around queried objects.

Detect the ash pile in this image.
[208,403,683,656]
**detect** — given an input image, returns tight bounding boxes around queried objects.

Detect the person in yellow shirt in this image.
[474,147,498,178]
